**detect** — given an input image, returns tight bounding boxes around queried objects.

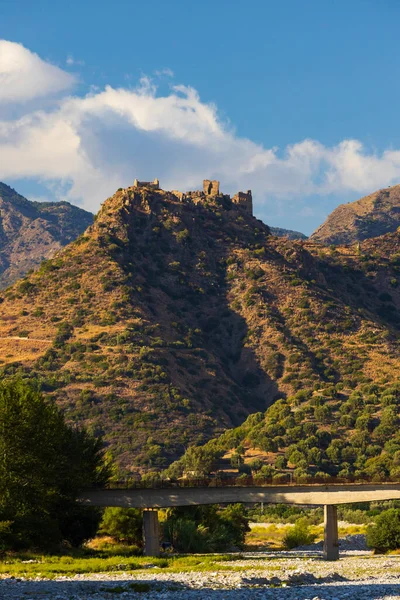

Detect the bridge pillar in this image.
[143,509,160,557]
[323,504,339,561]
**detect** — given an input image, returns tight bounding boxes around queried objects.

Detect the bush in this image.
[367,509,400,552]
[98,507,143,546]
[54,322,74,347]
[163,504,249,553]
[164,518,208,553]
[282,518,317,549]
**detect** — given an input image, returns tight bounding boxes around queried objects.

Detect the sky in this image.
[1,0,400,234]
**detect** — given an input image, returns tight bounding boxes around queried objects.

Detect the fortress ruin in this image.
[232,190,253,215]
[133,178,160,189]
[132,178,253,216]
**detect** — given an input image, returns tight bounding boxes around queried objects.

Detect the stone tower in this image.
[203,180,220,196]
[232,190,253,215]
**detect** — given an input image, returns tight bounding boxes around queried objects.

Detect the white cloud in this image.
[66,55,85,67]
[1,40,400,217]
[0,41,75,104]
[154,68,174,77]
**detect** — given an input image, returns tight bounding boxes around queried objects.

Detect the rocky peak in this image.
[310,184,400,245]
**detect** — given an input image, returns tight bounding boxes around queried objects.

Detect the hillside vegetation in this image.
[0,184,399,474]
[269,227,307,240]
[0,182,93,288]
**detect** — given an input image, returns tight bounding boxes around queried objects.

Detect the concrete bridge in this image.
[79,482,400,561]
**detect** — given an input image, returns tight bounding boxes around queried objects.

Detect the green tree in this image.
[181,446,220,477]
[0,380,108,549]
[367,509,400,552]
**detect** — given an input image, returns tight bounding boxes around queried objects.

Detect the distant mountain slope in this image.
[0,183,399,473]
[0,182,94,288]
[269,226,307,240]
[310,185,400,245]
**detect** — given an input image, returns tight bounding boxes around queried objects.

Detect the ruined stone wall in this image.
[133,178,160,190]
[130,178,253,217]
[203,180,220,196]
[232,190,253,215]
[171,190,186,202]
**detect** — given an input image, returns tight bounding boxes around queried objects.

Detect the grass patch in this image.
[0,524,369,579]
[0,551,255,579]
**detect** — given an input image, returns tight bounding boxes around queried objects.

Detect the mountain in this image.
[310,184,400,245]
[0,182,399,474]
[269,227,307,240]
[169,231,400,482]
[0,182,94,288]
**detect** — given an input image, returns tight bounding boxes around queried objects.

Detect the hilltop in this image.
[310,184,400,245]
[269,227,307,240]
[0,180,399,473]
[0,182,93,288]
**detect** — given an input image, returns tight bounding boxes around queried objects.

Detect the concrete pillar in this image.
[323,504,339,561]
[143,509,160,557]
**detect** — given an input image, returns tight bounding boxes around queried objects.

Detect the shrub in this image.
[164,518,207,553]
[163,504,249,553]
[18,280,36,295]
[175,229,190,243]
[99,507,143,545]
[282,518,317,549]
[367,509,400,552]
[54,322,74,347]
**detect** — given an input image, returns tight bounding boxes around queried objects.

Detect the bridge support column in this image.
[143,509,160,557]
[323,504,339,561]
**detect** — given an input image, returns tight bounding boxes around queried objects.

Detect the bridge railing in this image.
[104,474,400,490]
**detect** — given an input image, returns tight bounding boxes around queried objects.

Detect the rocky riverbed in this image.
[2,552,400,600]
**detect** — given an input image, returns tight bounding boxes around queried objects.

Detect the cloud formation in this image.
[0,40,75,103]
[1,40,400,219]
[66,55,85,67]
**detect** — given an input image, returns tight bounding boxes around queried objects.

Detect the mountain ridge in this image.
[0,182,398,474]
[310,184,400,245]
[0,182,94,289]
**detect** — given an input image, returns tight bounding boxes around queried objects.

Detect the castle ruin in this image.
[232,190,253,215]
[203,179,220,196]
[132,178,253,216]
[133,178,160,189]
[177,180,253,216]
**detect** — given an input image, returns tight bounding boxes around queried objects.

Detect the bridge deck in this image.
[79,483,400,508]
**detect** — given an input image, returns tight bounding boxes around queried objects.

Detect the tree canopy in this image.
[0,380,109,549]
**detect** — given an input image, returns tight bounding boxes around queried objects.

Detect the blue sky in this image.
[1,0,400,233]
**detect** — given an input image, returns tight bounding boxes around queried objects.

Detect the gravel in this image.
[295,534,369,553]
[1,552,400,600]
